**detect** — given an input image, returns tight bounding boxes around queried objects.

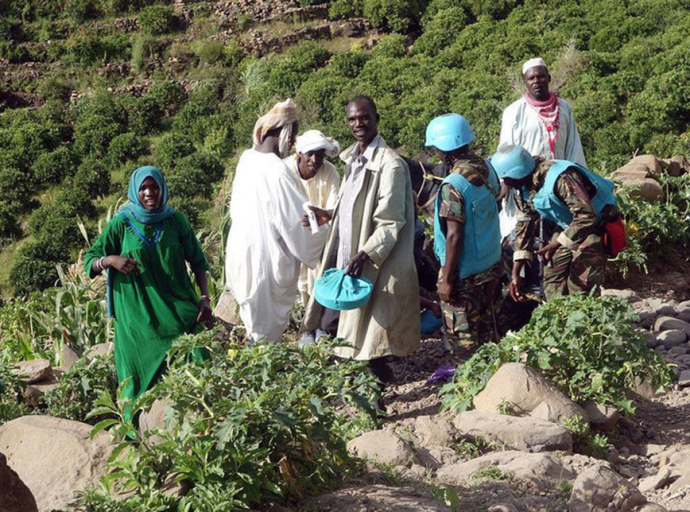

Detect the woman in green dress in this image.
[84,166,212,403]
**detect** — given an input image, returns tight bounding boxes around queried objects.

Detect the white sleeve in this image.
[563,103,587,168]
[499,104,517,149]
[273,173,328,269]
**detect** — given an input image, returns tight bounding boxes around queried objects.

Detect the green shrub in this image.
[414,7,468,55]
[167,152,224,199]
[0,364,30,424]
[78,332,379,510]
[36,77,72,102]
[329,0,364,19]
[64,34,130,67]
[32,146,78,184]
[154,131,196,170]
[371,33,408,58]
[0,166,37,212]
[74,156,112,198]
[139,5,177,36]
[265,41,331,98]
[0,200,21,239]
[194,39,225,64]
[108,132,150,166]
[440,294,673,414]
[146,79,187,117]
[64,0,100,23]
[9,239,69,295]
[362,0,428,33]
[43,352,118,424]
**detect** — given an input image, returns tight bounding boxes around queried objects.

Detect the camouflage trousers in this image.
[543,233,606,299]
[441,277,502,351]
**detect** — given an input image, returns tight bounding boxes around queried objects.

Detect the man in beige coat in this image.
[303,96,420,395]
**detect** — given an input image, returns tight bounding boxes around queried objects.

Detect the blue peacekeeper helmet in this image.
[490,144,537,180]
[425,113,475,152]
[314,268,374,311]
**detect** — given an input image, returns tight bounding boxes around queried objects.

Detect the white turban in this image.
[252,98,299,158]
[295,129,340,157]
[522,57,548,75]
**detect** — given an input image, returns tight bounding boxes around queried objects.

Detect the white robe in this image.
[283,155,340,305]
[499,96,587,238]
[226,149,328,342]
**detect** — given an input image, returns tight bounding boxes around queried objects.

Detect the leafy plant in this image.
[0,363,31,424]
[440,294,673,414]
[80,331,380,511]
[43,351,118,424]
[139,6,177,36]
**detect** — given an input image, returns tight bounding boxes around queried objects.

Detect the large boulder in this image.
[437,450,575,490]
[453,411,573,453]
[568,465,646,512]
[139,397,174,446]
[619,178,664,203]
[85,342,114,362]
[473,363,589,424]
[0,452,38,512]
[347,430,416,466]
[0,416,112,512]
[60,344,80,371]
[662,155,689,177]
[10,359,51,384]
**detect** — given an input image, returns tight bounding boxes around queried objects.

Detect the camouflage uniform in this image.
[513,159,620,299]
[438,154,505,350]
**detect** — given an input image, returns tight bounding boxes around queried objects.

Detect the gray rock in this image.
[642,331,658,348]
[646,298,676,317]
[582,401,620,431]
[638,467,672,493]
[636,505,668,512]
[213,290,241,325]
[413,415,457,448]
[656,329,687,347]
[601,289,639,302]
[568,465,647,512]
[487,505,519,512]
[667,345,688,358]
[437,450,575,490]
[678,370,690,388]
[473,363,589,424]
[347,430,416,466]
[139,398,174,447]
[454,411,573,453]
[417,445,461,470]
[85,342,114,361]
[10,359,52,384]
[60,345,80,372]
[0,416,111,512]
[301,485,451,512]
[0,452,38,512]
[654,317,690,336]
[677,304,690,323]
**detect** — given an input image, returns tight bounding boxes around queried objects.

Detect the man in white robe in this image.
[225,99,328,343]
[499,57,588,239]
[283,130,341,306]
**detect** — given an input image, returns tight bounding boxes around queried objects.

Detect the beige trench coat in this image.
[302,137,421,360]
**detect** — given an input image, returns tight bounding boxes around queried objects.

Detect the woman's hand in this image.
[107,256,139,275]
[196,297,213,326]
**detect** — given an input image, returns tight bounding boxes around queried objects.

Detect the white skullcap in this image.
[295,129,340,157]
[522,57,547,75]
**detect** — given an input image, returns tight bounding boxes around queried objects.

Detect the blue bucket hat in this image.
[314,268,373,311]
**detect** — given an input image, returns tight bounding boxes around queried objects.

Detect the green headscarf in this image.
[119,166,175,224]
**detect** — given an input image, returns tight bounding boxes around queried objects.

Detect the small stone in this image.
[667,345,688,358]
[637,504,668,512]
[601,289,639,302]
[618,465,637,478]
[417,445,461,470]
[639,467,672,493]
[568,465,646,512]
[678,370,690,388]
[642,444,666,457]
[413,415,457,448]
[656,329,687,347]
[642,331,658,348]
[646,298,676,316]
[582,401,620,431]
[655,317,690,336]
[487,505,518,512]
[85,343,114,361]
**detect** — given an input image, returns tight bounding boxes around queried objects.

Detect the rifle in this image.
[534,218,546,301]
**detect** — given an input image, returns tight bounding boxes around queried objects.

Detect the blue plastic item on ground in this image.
[313,268,374,311]
[420,309,444,334]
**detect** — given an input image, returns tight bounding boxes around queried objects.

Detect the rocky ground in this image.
[300,281,690,512]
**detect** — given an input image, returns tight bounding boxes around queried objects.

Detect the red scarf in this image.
[523,93,560,158]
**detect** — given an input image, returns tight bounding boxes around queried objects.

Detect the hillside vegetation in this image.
[1,0,690,296]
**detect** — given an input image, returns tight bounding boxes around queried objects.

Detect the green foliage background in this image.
[1,0,690,295]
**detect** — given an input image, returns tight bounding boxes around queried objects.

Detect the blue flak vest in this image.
[531,160,618,230]
[433,172,502,280]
